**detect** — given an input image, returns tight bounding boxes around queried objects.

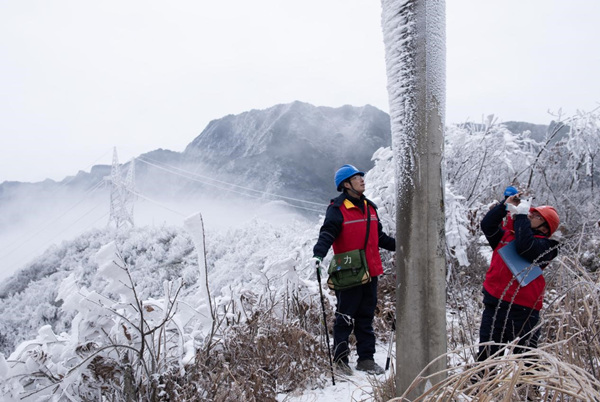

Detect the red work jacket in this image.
[332,199,384,277]
[483,229,546,310]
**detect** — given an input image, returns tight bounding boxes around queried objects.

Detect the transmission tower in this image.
[108,147,135,229]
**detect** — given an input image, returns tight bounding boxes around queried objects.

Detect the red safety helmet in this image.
[530,205,560,235]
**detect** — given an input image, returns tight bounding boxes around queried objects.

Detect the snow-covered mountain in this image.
[180,101,391,202]
[0,101,391,212]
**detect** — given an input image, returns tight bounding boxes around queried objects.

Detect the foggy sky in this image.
[1,1,599,183]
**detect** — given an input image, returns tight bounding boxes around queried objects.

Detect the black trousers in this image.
[477,291,540,361]
[333,276,378,363]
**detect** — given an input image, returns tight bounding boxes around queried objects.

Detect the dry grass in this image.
[543,253,600,382]
[153,269,400,401]
[390,345,600,401]
[159,287,331,401]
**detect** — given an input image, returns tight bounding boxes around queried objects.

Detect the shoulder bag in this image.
[327,204,371,290]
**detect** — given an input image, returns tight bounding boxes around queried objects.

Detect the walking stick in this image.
[385,318,396,371]
[316,262,335,385]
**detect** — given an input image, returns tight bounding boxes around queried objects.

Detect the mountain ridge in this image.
[1,102,392,210]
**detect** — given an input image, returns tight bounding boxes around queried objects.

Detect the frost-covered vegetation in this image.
[411,111,600,401]
[0,214,328,400]
[1,110,599,401]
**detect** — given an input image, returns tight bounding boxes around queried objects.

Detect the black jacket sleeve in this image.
[312,205,343,259]
[513,215,559,266]
[480,201,508,250]
[313,196,396,257]
[377,213,396,251]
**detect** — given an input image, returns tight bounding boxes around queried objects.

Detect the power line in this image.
[0,179,106,255]
[0,147,113,255]
[137,155,325,206]
[136,156,327,213]
[0,150,328,275]
[127,188,188,218]
[0,151,116,275]
[0,196,109,276]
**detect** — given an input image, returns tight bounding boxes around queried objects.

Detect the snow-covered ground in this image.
[277,346,393,402]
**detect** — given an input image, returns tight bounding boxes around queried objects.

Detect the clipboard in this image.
[498,241,543,286]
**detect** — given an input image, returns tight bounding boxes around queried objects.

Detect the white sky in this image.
[1,1,599,183]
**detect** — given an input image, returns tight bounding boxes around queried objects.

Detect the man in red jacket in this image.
[477,190,560,362]
[311,165,395,376]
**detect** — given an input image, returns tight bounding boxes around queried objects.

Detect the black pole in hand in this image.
[385,319,396,371]
[316,263,335,385]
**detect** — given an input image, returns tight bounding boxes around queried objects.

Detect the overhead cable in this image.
[136,156,327,213]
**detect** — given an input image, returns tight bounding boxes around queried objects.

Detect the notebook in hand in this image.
[498,241,543,286]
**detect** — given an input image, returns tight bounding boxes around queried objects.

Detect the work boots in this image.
[356,359,385,375]
[335,360,353,376]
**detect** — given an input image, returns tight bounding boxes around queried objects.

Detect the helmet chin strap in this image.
[346,182,363,198]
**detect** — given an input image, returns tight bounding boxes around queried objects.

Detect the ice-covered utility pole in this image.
[381,0,447,398]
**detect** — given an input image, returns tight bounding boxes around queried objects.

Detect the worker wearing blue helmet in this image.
[334,164,366,191]
[311,164,395,376]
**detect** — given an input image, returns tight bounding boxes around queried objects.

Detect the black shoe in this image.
[335,360,353,376]
[356,359,385,375]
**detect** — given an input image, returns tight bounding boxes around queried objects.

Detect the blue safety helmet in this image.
[334,164,365,191]
[504,186,519,197]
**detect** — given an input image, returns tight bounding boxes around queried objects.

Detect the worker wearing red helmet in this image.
[477,189,560,363]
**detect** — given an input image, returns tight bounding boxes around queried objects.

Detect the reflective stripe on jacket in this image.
[332,199,383,277]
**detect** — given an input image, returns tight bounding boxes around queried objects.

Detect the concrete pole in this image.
[381,0,447,398]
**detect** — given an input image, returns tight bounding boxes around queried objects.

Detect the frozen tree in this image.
[444,185,470,270]
[445,117,533,206]
[184,213,214,331]
[565,110,599,201]
[0,208,322,399]
[364,146,396,237]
